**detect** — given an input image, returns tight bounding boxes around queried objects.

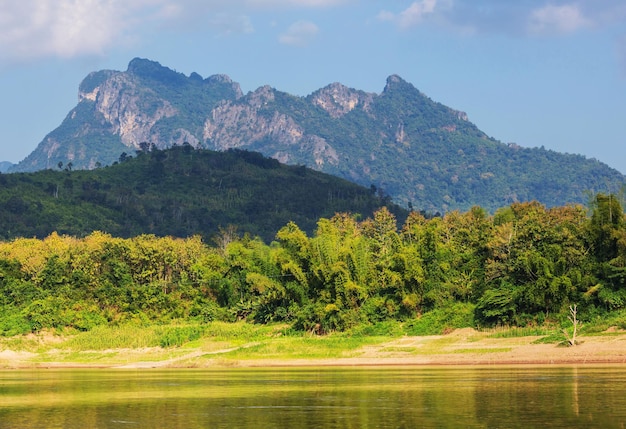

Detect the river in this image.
[1,366,625,428]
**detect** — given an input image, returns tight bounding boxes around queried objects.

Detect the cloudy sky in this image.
[0,0,625,174]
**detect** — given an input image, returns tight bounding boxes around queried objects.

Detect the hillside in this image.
[0,147,406,242]
[9,58,625,213]
[0,162,13,173]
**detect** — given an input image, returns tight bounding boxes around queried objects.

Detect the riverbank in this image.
[1,328,625,368]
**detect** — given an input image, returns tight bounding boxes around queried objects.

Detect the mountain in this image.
[10,58,625,213]
[0,161,13,173]
[0,147,406,242]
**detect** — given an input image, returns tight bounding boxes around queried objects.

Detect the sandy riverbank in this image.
[1,328,625,369]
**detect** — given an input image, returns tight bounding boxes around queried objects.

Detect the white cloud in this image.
[528,4,592,35]
[0,0,349,63]
[208,14,255,36]
[398,0,438,29]
[246,0,348,6]
[377,0,440,29]
[278,20,319,46]
[0,0,170,62]
[376,1,626,37]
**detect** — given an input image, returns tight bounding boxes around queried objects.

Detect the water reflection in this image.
[1,366,625,428]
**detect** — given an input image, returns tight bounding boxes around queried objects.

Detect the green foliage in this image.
[0,194,625,337]
[0,147,406,243]
[158,325,205,347]
[486,326,556,338]
[0,309,31,336]
[475,286,517,325]
[403,303,476,335]
[347,320,404,337]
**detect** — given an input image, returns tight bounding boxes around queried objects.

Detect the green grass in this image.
[0,336,47,353]
[61,324,164,350]
[380,346,418,353]
[580,309,626,334]
[56,321,287,351]
[485,326,557,339]
[212,334,389,360]
[532,331,568,344]
[403,303,475,336]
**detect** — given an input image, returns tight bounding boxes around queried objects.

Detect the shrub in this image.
[158,325,205,347]
[404,303,475,335]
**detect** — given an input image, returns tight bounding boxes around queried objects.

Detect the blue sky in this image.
[0,0,625,174]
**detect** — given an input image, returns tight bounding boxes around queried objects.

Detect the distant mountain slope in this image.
[0,147,406,242]
[0,161,13,173]
[11,58,625,213]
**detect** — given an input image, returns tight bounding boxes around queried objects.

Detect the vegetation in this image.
[0,146,405,243]
[1,191,626,338]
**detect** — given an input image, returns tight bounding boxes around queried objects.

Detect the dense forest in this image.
[0,146,406,243]
[1,193,625,336]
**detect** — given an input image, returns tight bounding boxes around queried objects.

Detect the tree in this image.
[479,202,588,325]
[588,193,624,262]
[586,193,626,311]
[563,304,581,346]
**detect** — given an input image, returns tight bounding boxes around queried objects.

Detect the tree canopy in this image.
[1,194,625,336]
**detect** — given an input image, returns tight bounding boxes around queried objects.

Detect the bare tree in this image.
[563,304,582,346]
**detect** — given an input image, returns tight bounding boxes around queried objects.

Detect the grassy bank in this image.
[2,319,626,368]
[0,321,405,367]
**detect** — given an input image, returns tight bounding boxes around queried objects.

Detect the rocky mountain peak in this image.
[384,74,409,91]
[206,74,243,99]
[127,58,168,76]
[247,85,276,108]
[383,74,427,100]
[126,57,188,87]
[309,82,374,118]
[78,70,117,103]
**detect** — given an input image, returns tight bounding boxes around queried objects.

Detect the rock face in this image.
[203,86,299,150]
[86,71,177,147]
[10,58,625,213]
[310,82,375,118]
[202,85,340,168]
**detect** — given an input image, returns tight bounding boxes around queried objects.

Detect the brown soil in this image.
[228,328,626,368]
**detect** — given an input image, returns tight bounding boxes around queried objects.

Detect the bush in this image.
[348,320,404,337]
[361,296,397,323]
[190,300,230,323]
[475,287,516,326]
[158,325,205,347]
[404,303,475,335]
[21,297,68,331]
[0,310,31,336]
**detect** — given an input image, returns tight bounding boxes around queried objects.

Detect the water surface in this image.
[1,366,625,428]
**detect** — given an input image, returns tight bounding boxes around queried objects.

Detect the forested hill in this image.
[0,146,407,242]
[9,58,625,213]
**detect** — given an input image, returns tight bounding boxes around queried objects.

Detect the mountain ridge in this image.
[9,58,625,213]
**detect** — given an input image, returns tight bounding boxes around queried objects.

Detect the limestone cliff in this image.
[10,58,625,214]
[309,82,375,118]
[203,85,339,168]
[80,70,177,148]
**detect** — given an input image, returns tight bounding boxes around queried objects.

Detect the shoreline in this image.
[2,329,626,369]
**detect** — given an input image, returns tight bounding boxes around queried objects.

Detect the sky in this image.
[0,0,625,174]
